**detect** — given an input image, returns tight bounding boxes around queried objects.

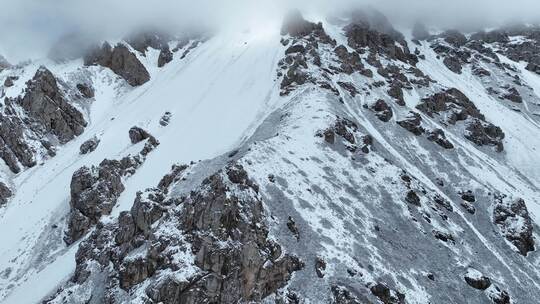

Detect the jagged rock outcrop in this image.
[0,67,86,173]
[158,46,173,67]
[84,43,150,86]
[65,130,159,244]
[344,10,416,65]
[51,163,303,303]
[417,88,505,151]
[494,197,535,256]
[464,120,505,152]
[0,182,12,205]
[18,67,87,143]
[278,11,336,95]
[0,112,36,173]
[281,10,332,42]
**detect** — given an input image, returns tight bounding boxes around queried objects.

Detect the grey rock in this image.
[84,43,150,86]
[315,257,326,278]
[489,286,511,304]
[79,137,100,154]
[443,56,462,74]
[397,112,425,135]
[157,46,173,68]
[502,87,522,103]
[129,126,151,144]
[494,198,535,256]
[427,129,454,149]
[470,30,509,44]
[115,211,135,245]
[58,164,303,303]
[0,182,12,205]
[464,119,505,152]
[440,30,468,47]
[3,76,18,87]
[369,282,405,304]
[387,83,405,105]
[285,44,306,55]
[76,83,94,98]
[331,285,363,304]
[464,270,491,290]
[337,81,359,97]
[18,67,87,143]
[130,189,165,234]
[0,113,36,173]
[370,99,393,122]
[159,112,172,126]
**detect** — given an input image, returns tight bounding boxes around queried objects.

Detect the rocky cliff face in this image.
[2,8,540,304]
[0,67,87,173]
[84,43,151,86]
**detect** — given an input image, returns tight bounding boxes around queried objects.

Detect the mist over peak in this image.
[1,0,539,62]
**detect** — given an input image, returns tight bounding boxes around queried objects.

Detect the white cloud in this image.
[0,0,539,62]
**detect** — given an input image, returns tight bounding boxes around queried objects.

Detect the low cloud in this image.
[1,0,539,62]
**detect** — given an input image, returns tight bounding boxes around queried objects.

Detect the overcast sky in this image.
[1,0,539,62]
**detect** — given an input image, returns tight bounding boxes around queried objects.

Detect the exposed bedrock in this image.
[84,42,150,86]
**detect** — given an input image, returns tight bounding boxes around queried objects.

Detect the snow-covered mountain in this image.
[0,8,540,304]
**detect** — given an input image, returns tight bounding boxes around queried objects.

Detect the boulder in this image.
[370,282,405,304]
[464,268,491,290]
[3,76,18,87]
[397,112,425,135]
[315,257,326,278]
[76,83,95,98]
[494,198,535,256]
[79,137,100,154]
[129,126,151,144]
[159,112,172,126]
[443,56,462,74]
[370,99,393,122]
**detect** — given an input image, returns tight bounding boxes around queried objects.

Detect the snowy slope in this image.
[0,26,284,303]
[0,8,540,304]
